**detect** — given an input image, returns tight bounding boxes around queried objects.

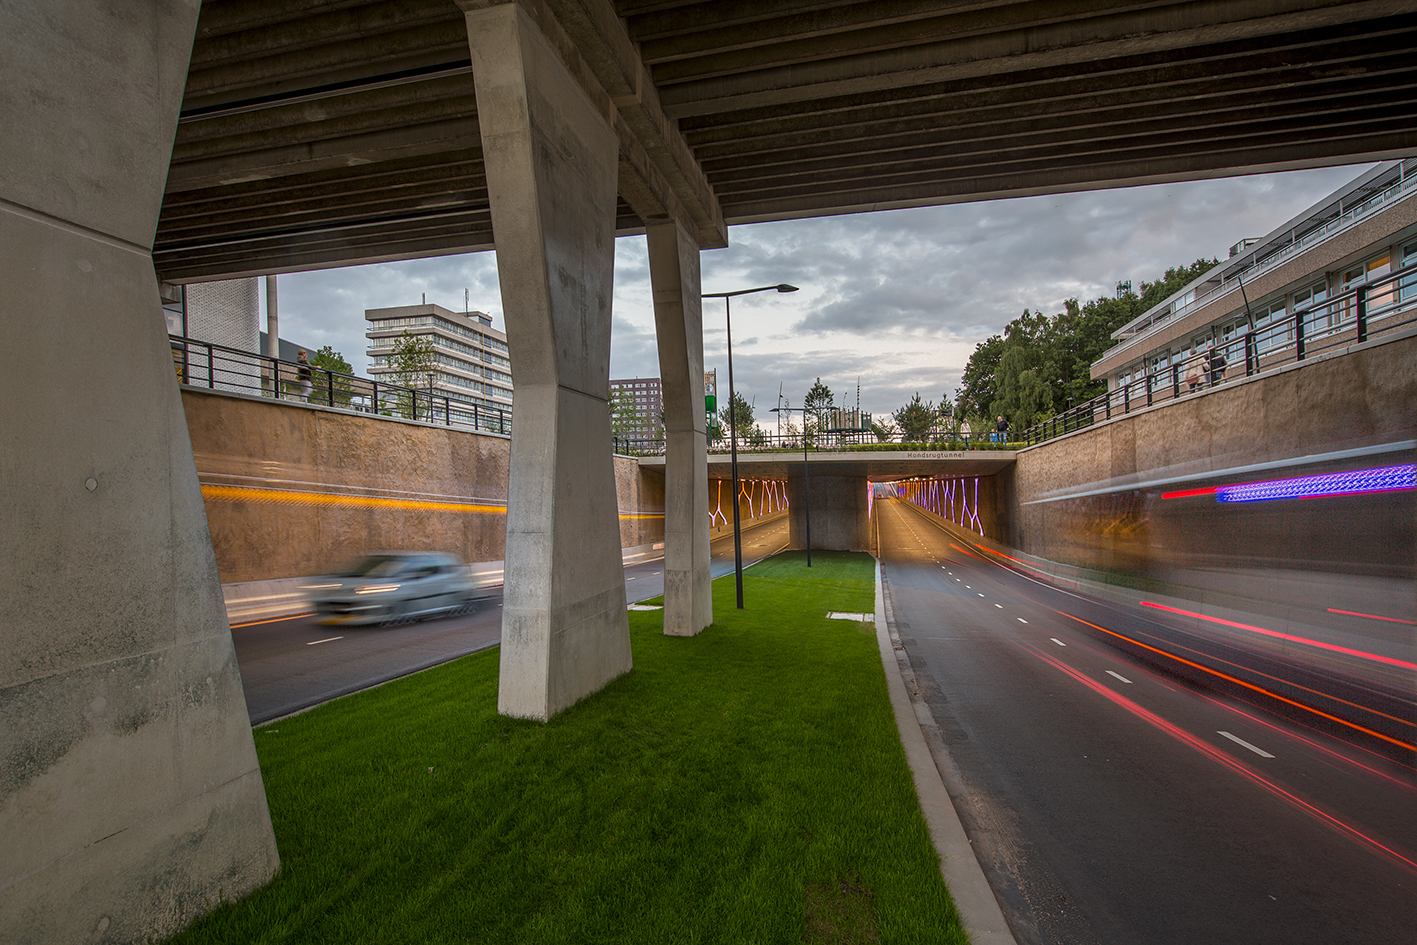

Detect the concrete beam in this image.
[646,219,713,636]
[0,1,278,941]
[655,0,1414,117]
[530,0,727,247]
[463,1,633,720]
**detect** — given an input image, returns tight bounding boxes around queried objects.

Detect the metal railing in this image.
[1108,162,1417,357]
[169,335,513,435]
[613,428,1016,456]
[1021,261,1417,447]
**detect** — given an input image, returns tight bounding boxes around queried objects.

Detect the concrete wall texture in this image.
[0,3,278,942]
[1012,330,1417,573]
[183,389,665,585]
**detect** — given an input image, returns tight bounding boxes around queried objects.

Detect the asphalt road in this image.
[876,496,1417,945]
[232,516,790,724]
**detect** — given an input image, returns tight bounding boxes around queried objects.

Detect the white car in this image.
[303,552,484,626]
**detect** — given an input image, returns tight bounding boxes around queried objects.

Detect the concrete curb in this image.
[874,559,1018,945]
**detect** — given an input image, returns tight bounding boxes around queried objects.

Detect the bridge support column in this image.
[788,473,871,552]
[464,1,631,719]
[647,220,712,635]
[0,3,279,942]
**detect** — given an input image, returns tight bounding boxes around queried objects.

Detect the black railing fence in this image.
[176,254,1413,457]
[1020,261,1417,447]
[612,428,1011,456]
[169,335,512,435]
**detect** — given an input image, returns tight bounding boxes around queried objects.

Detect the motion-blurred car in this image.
[302,551,485,626]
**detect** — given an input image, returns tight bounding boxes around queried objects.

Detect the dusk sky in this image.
[268,162,1371,426]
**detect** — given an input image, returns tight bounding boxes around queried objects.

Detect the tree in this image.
[609,386,639,439]
[308,345,355,407]
[802,377,834,444]
[893,392,937,442]
[718,390,755,447]
[871,419,898,442]
[386,331,436,419]
[958,257,1221,433]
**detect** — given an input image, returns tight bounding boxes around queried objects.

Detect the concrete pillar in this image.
[646,220,712,635]
[788,473,871,552]
[0,3,279,943]
[463,1,632,720]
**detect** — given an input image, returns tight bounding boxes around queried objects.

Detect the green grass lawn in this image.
[173,551,966,944]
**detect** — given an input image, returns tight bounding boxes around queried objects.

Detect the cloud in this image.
[268,162,1373,421]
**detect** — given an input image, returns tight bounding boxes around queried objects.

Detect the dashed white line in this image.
[977,593,985,597]
[307,636,343,646]
[994,604,1003,609]
[1018,618,1028,624]
[1218,731,1274,758]
[1050,637,1067,646]
[1106,670,1133,684]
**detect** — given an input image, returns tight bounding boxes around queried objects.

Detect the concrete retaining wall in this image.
[182,389,665,590]
[1011,329,1416,576]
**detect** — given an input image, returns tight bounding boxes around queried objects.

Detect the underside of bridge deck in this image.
[157,0,1417,282]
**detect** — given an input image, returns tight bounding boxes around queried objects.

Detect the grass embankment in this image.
[173,552,966,944]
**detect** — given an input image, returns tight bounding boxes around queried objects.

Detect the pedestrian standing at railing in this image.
[1205,342,1227,387]
[995,415,1009,443]
[1185,353,1203,392]
[297,349,313,402]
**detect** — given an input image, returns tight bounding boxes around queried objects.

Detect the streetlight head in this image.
[776,284,799,293]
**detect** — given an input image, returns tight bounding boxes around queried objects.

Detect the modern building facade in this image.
[1093,159,1417,396]
[610,376,665,440]
[366,303,513,430]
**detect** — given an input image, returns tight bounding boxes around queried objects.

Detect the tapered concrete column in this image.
[464,1,631,720]
[0,3,278,943]
[646,220,713,635]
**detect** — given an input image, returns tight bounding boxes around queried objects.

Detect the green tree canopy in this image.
[718,389,755,442]
[309,345,351,375]
[308,345,355,407]
[893,392,937,442]
[386,331,437,418]
[609,386,639,438]
[959,257,1218,433]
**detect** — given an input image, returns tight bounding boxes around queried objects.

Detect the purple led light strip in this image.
[1216,463,1414,503]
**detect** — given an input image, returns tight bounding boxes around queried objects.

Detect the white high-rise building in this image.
[365,303,513,430]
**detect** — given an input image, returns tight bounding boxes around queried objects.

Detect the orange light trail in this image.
[202,483,507,514]
[200,483,662,520]
[1141,601,1417,671]
[1021,640,1417,875]
[1055,611,1416,753]
[230,612,313,629]
[1194,691,1417,790]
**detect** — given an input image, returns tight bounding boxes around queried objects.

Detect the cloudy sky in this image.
[269,162,1371,426]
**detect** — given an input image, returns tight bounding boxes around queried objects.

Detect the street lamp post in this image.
[769,404,812,567]
[703,284,799,608]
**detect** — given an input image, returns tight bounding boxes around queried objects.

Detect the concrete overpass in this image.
[5,1,1417,941]
[646,449,1017,550]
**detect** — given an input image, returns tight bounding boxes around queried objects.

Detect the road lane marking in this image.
[307,636,343,646]
[1050,638,1067,646]
[1106,670,1133,684]
[1218,731,1274,758]
[1018,618,1028,623]
[995,604,1003,608]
